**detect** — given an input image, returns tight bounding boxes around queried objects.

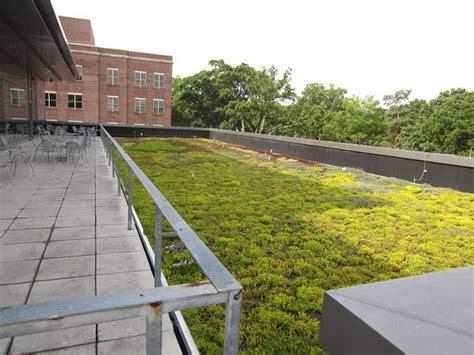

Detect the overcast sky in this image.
[52,0,473,102]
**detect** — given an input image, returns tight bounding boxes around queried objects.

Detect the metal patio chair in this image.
[11,146,36,179]
[0,149,14,185]
[33,137,58,161]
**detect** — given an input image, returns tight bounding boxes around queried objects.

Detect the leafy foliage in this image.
[120,138,474,354]
[173,60,474,155]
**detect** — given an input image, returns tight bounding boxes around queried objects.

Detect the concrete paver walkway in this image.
[0,139,181,354]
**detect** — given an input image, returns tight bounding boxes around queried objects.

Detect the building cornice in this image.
[70,49,173,64]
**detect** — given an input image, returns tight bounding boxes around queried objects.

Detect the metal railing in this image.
[0,126,242,355]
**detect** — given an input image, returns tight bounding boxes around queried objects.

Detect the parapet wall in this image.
[208,129,473,193]
[4,120,472,192]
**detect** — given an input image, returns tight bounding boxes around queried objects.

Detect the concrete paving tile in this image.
[0,208,21,219]
[98,317,146,341]
[97,271,153,295]
[96,199,128,208]
[50,226,95,241]
[0,260,39,285]
[67,188,95,195]
[98,335,145,355]
[0,338,11,354]
[63,193,95,201]
[28,276,95,304]
[36,255,95,281]
[55,215,95,228]
[35,343,96,355]
[58,206,95,217]
[0,219,13,230]
[97,252,150,275]
[0,283,30,307]
[96,224,136,239]
[26,200,63,209]
[61,200,95,209]
[0,228,51,244]
[30,194,65,202]
[10,217,55,230]
[34,188,67,197]
[44,239,95,258]
[96,205,128,215]
[11,325,96,354]
[0,242,45,262]
[19,207,60,218]
[97,213,129,225]
[97,237,143,254]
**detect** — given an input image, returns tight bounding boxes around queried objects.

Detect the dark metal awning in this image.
[0,0,79,81]
[320,266,474,354]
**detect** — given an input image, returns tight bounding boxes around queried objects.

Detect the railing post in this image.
[117,154,121,195]
[154,205,163,288]
[223,290,242,355]
[108,138,111,166]
[112,147,115,177]
[146,305,162,355]
[127,166,133,230]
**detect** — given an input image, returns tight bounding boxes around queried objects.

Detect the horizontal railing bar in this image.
[0,283,221,338]
[101,125,241,293]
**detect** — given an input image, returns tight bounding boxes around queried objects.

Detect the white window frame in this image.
[10,88,26,106]
[75,65,83,81]
[45,91,57,108]
[107,95,119,112]
[67,93,83,109]
[107,68,119,85]
[153,73,165,89]
[153,99,164,115]
[134,97,146,114]
[135,71,146,87]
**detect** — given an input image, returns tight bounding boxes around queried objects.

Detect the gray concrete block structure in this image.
[320,267,474,354]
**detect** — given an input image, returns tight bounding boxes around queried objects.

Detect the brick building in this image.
[38,16,173,126]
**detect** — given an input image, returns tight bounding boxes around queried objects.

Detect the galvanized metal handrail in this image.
[0,131,242,355]
[101,126,241,293]
[100,125,242,354]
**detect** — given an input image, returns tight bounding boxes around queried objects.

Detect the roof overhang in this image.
[0,0,79,81]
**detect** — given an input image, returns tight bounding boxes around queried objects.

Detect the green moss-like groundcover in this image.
[118,137,473,354]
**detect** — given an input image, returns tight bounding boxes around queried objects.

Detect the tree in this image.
[172,60,246,128]
[322,96,388,145]
[397,89,474,155]
[221,66,295,133]
[172,60,294,133]
[383,89,412,146]
[273,83,347,139]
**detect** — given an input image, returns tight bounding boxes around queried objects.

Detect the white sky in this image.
[52,0,474,101]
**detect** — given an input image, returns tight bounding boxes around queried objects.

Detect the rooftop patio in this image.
[0,137,181,354]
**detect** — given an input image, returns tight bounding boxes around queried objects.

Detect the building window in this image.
[107,96,119,112]
[45,91,57,107]
[68,93,83,109]
[153,99,164,115]
[134,98,146,114]
[153,73,165,88]
[135,71,146,87]
[107,68,119,85]
[10,88,26,106]
[75,65,83,80]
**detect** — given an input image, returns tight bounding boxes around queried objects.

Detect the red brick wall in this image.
[59,16,95,45]
[40,23,173,126]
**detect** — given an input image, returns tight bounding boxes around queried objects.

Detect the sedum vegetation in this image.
[119,137,474,354]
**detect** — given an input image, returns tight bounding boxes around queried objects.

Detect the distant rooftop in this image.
[59,16,95,46]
